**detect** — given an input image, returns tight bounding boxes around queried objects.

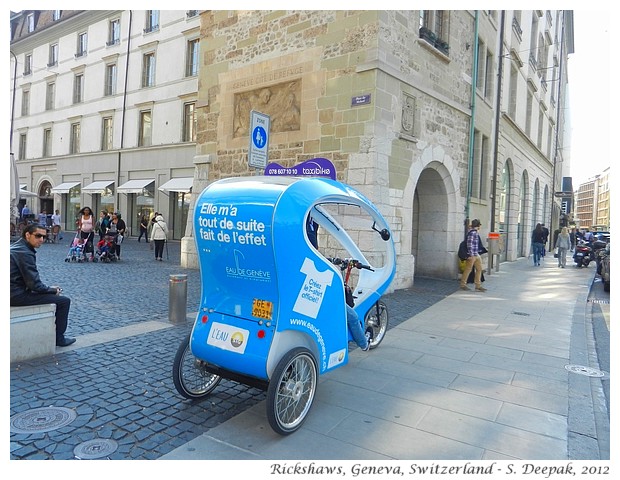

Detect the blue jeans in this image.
[346,305,368,349]
[532,242,544,265]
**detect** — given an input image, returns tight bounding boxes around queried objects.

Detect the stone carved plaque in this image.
[401,92,415,135]
[233,80,301,138]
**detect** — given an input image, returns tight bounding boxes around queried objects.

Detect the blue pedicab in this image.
[172,176,396,435]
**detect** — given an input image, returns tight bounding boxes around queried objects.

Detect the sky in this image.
[565,10,611,188]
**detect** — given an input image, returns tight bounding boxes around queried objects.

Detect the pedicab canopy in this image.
[191,176,395,381]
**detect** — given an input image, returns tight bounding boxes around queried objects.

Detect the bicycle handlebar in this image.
[327,257,374,272]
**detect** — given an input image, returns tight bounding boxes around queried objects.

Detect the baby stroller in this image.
[65,233,86,262]
[96,233,118,263]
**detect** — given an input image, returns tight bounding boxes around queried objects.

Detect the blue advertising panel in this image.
[190,176,395,381]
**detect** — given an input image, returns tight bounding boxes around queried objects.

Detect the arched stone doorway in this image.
[517,170,529,257]
[38,180,54,220]
[498,161,512,262]
[411,165,453,278]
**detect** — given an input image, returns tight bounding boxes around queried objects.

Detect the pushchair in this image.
[96,233,118,263]
[65,233,86,262]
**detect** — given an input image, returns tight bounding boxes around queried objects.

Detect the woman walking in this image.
[554,226,571,268]
[150,214,168,261]
[77,206,95,258]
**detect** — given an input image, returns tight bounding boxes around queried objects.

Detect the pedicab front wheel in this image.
[266,347,318,435]
[172,334,222,400]
[364,300,388,349]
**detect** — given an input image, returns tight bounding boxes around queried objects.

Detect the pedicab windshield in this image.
[192,176,395,378]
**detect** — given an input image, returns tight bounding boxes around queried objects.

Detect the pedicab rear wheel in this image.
[266,347,318,435]
[364,300,388,349]
[172,333,221,400]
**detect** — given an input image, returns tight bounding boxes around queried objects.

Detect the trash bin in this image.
[169,274,188,323]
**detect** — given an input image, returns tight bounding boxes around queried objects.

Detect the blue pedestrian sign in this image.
[249,111,270,169]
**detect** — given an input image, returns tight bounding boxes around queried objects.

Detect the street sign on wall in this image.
[248,110,270,169]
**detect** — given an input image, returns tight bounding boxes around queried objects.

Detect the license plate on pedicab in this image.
[252,298,273,320]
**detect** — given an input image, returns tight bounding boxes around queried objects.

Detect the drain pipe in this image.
[489,10,505,269]
[465,11,480,236]
[117,10,132,209]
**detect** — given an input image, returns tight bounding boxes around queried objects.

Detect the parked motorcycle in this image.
[573,240,595,267]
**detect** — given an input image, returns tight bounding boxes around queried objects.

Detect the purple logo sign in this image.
[264,158,336,180]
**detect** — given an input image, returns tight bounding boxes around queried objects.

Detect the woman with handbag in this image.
[109,212,126,260]
[150,214,168,261]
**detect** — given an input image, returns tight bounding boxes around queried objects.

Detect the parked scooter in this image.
[573,240,594,267]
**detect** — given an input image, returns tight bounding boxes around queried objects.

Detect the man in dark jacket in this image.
[10,224,76,347]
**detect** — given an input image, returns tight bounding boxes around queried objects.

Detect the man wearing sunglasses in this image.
[10,224,76,347]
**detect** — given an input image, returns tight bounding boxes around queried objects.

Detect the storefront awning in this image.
[51,181,81,194]
[117,179,155,194]
[158,177,193,194]
[82,180,115,193]
[19,185,38,197]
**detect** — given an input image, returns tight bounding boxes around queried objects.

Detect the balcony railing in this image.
[143,24,159,34]
[419,27,450,56]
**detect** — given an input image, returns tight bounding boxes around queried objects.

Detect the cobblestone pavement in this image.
[10,233,458,460]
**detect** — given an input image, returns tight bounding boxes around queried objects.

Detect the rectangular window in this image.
[547,124,553,158]
[471,131,489,200]
[52,10,61,21]
[48,43,58,67]
[19,133,27,160]
[139,110,152,147]
[108,19,120,46]
[419,10,450,54]
[73,74,84,104]
[476,39,485,91]
[186,10,199,18]
[508,64,518,119]
[43,128,52,157]
[21,90,30,116]
[46,83,55,110]
[526,90,533,137]
[70,123,81,154]
[142,53,156,87]
[27,13,35,32]
[24,53,32,75]
[145,10,159,33]
[183,102,197,142]
[484,50,494,100]
[186,39,200,77]
[76,32,88,57]
[537,109,544,149]
[102,117,113,151]
[104,64,117,96]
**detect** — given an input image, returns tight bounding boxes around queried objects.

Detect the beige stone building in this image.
[574,168,610,230]
[181,10,573,290]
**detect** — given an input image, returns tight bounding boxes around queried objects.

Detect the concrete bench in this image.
[10,304,57,363]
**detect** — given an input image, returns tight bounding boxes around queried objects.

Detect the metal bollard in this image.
[169,274,188,323]
[487,232,500,275]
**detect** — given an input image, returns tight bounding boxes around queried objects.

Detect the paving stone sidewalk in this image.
[10,235,457,460]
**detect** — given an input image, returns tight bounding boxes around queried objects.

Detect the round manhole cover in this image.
[10,407,77,434]
[74,439,118,459]
[565,364,605,378]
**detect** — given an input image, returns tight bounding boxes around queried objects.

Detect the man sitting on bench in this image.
[10,224,76,347]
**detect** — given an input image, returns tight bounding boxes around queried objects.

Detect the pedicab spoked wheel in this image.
[266,347,318,435]
[364,300,388,349]
[172,334,221,400]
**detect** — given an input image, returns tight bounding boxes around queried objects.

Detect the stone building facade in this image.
[181,10,572,291]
